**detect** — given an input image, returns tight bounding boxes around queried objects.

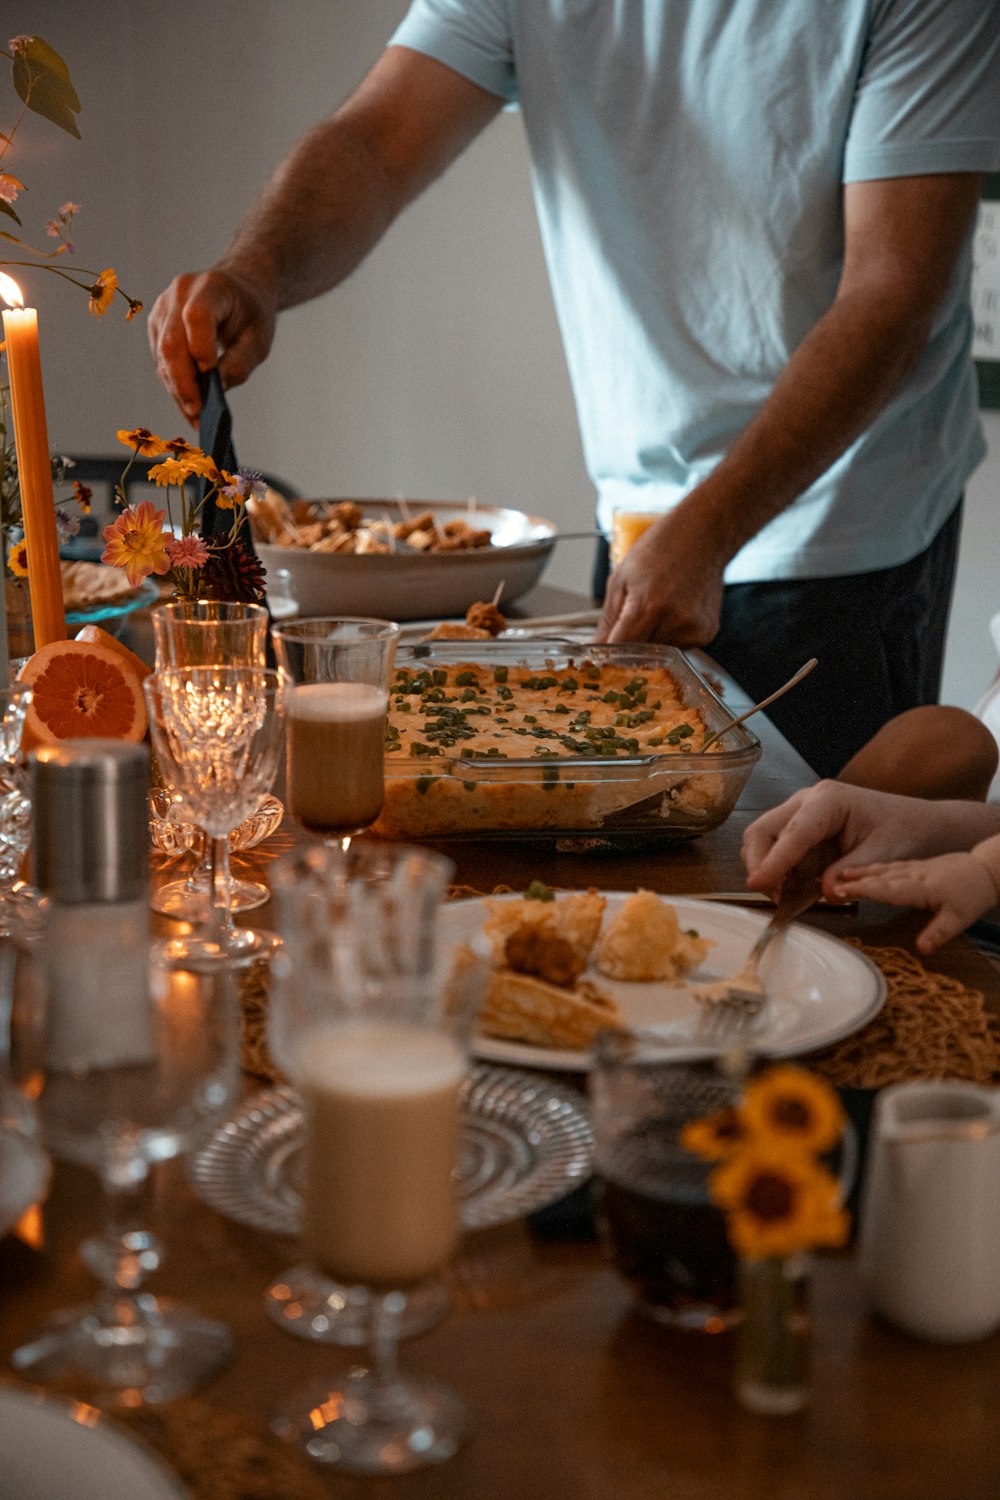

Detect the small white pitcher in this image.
[858,1080,1000,1342]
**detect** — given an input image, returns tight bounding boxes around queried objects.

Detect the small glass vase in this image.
[5,575,34,671]
[735,1252,811,1415]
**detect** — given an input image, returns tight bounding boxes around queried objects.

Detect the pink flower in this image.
[166,533,210,570]
[59,201,81,217]
[0,175,21,205]
[7,36,32,54]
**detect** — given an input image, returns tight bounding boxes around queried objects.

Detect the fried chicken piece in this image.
[465,600,506,635]
[483,889,606,976]
[503,923,585,986]
[331,501,362,530]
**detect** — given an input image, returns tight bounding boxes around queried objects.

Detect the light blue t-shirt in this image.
[390,0,1000,582]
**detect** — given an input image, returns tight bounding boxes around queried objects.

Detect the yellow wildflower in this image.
[87,267,118,316]
[7,539,28,577]
[117,427,167,457]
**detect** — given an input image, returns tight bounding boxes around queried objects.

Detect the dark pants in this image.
[592,502,963,779]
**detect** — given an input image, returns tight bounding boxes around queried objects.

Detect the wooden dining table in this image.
[2,584,1000,1500]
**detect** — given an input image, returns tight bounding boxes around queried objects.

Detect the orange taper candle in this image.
[1,274,67,649]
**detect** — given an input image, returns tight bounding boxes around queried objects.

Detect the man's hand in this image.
[148,269,276,423]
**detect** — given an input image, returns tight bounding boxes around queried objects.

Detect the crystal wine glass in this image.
[144,664,290,963]
[149,599,277,919]
[270,617,399,850]
[269,840,487,1474]
[8,935,241,1403]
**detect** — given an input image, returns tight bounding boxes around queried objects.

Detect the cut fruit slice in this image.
[18,639,147,747]
[74,622,153,680]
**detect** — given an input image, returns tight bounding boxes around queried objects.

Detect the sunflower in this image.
[742,1065,845,1157]
[681,1105,747,1162]
[710,1146,850,1259]
[7,539,28,577]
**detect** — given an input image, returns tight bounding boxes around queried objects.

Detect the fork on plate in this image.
[690,873,821,1048]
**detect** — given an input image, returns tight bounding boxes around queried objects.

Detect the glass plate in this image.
[65,577,160,629]
[187,1064,593,1235]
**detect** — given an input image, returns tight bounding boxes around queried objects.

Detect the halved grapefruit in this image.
[74,623,153,681]
[18,639,147,748]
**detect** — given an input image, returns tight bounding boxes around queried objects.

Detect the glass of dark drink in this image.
[271,617,400,848]
[590,1034,740,1331]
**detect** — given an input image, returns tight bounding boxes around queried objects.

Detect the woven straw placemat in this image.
[239,931,1000,1091]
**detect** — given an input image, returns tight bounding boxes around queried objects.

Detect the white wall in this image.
[8,0,998,705]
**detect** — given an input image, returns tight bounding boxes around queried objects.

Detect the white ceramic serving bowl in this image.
[255,498,557,621]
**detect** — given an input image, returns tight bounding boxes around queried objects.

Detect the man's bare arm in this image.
[597,171,984,644]
[149,47,503,419]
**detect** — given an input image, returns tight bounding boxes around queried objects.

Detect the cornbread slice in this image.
[479,969,624,1050]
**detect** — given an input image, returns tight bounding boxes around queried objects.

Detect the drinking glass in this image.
[8,935,241,1403]
[150,599,276,920]
[264,841,463,1350]
[0,684,37,935]
[267,841,487,1475]
[144,665,290,962]
[609,507,662,567]
[270,617,400,849]
[590,1035,742,1331]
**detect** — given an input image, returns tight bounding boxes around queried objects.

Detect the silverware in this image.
[691,872,821,1032]
[698,658,818,752]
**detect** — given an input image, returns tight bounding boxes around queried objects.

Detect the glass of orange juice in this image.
[609,508,663,567]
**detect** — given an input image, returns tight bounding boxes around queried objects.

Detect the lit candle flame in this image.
[0,271,24,309]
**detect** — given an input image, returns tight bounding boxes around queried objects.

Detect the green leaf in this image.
[12,37,82,139]
[0,200,21,226]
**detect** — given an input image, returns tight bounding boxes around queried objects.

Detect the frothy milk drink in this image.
[299,1022,466,1286]
[287,681,388,836]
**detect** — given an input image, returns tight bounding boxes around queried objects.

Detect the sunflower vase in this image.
[735,1251,811,1415]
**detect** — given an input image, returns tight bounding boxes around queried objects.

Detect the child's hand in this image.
[832,852,999,954]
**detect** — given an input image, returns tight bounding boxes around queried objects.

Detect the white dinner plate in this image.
[445,893,885,1072]
[0,1127,51,1239]
[0,1385,190,1500]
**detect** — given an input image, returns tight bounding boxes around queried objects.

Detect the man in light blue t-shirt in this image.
[150,1,1000,776]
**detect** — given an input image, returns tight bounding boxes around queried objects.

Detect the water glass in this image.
[8,935,240,1403]
[590,1034,741,1331]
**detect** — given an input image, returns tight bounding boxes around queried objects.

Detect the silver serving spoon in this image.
[699,657,818,752]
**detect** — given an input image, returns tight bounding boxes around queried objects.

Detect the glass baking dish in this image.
[376,640,761,845]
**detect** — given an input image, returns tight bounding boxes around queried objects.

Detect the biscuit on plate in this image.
[595,889,712,982]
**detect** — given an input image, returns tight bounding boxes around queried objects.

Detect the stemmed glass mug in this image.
[270,617,400,849]
[150,600,279,920]
[265,841,462,1349]
[144,664,290,962]
[8,933,241,1403]
[268,841,487,1474]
